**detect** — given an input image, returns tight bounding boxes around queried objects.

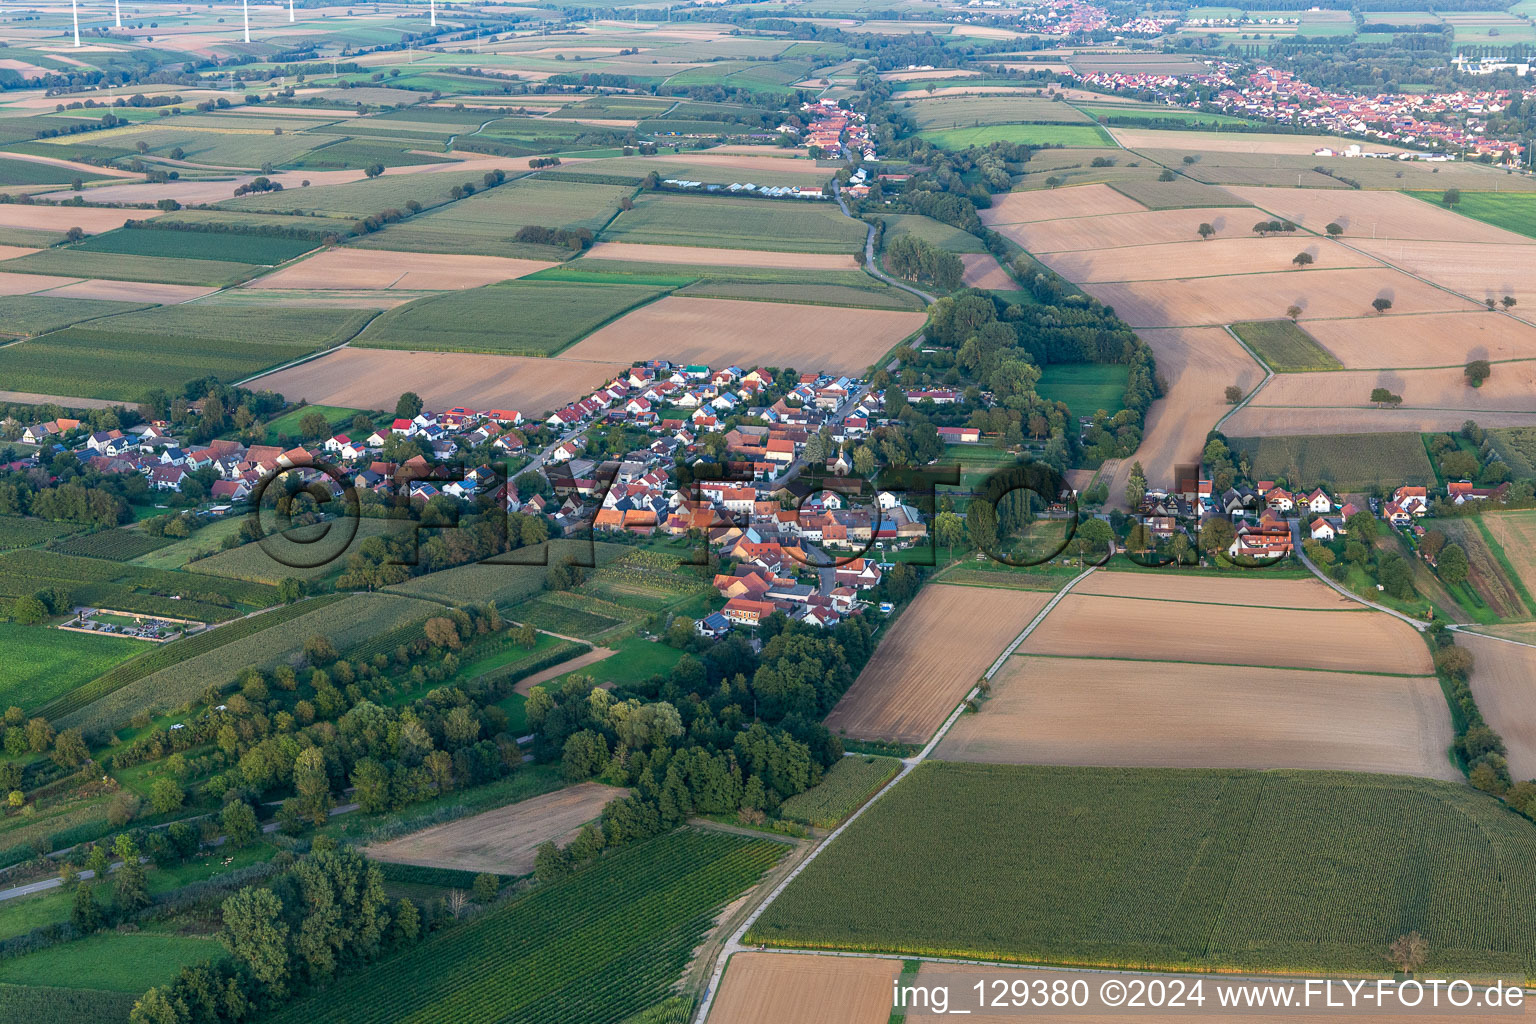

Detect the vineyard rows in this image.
[268,829,786,1024]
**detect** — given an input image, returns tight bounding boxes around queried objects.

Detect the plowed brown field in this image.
[249,347,626,413]
[1089,267,1480,328]
[1246,363,1536,414]
[1104,326,1261,497]
[1350,239,1536,306]
[997,207,1257,253]
[360,781,627,875]
[1460,634,1536,781]
[1040,236,1382,283]
[958,252,1020,290]
[1019,594,1432,673]
[708,953,898,1024]
[1221,405,1536,436]
[0,205,159,233]
[979,184,1145,226]
[248,248,551,290]
[935,655,1457,779]
[1071,571,1354,608]
[558,296,923,376]
[824,584,1053,744]
[1229,186,1528,244]
[1302,311,1536,369]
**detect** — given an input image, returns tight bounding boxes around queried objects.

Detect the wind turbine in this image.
[243,0,250,43]
[71,0,81,47]
[114,0,120,29]
[431,0,437,28]
[288,0,294,23]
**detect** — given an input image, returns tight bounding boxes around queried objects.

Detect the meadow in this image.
[0,305,374,401]
[71,226,316,265]
[0,248,258,287]
[1231,319,1343,372]
[918,123,1113,148]
[351,280,667,355]
[1035,363,1128,421]
[349,177,635,258]
[1229,432,1435,490]
[264,829,786,1024]
[750,762,1536,977]
[0,295,154,339]
[0,622,142,713]
[877,213,987,253]
[603,194,866,254]
[1406,190,1536,242]
[0,930,217,992]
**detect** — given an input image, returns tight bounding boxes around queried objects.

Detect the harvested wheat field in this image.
[1041,236,1383,283]
[248,248,550,290]
[1351,239,1536,305]
[708,953,898,1024]
[559,296,923,376]
[1020,593,1432,674]
[37,279,217,303]
[1459,634,1536,781]
[1222,405,1536,436]
[979,183,1145,226]
[958,252,1020,290]
[998,207,1257,254]
[0,205,158,234]
[1090,267,1480,329]
[0,271,76,295]
[249,347,626,414]
[824,584,1053,744]
[0,390,129,410]
[936,655,1457,780]
[361,782,627,876]
[1246,363,1536,414]
[1229,186,1529,244]
[1105,327,1261,498]
[1072,571,1354,609]
[582,241,859,270]
[1302,311,1536,369]
[1113,129,1409,156]
[0,245,38,262]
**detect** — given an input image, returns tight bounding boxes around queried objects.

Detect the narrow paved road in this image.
[832,179,937,305]
[1288,520,1431,630]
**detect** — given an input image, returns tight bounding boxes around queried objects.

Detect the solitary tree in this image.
[1485,296,1498,310]
[1501,295,1516,310]
[395,391,423,419]
[1197,222,1215,241]
[1438,543,1470,585]
[1292,251,1314,269]
[1465,359,1492,387]
[1286,304,1303,321]
[1370,387,1394,407]
[1388,931,1429,976]
[1442,188,1461,208]
[1371,297,1393,315]
[1325,222,1343,237]
[1224,384,1243,403]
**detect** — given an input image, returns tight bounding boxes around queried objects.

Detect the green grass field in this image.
[0,248,258,287]
[1230,431,1435,491]
[71,227,315,265]
[1035,363,1128,420]
[349,177,635,257]
[0,305,373,402]
[603,193,866,254]
[878,213,987,254]
[262,403,371,444]
[0,931,218,991]
[750,762,1536,977]
[0,295,154,339]
[918,123,1114,149]
[0,622,142,713]
[0,156,78,185]
[1407,191,1536,242]
[283,139,454,170]
[1078,104,1257,127]
[351,280,667,355]
[1231,319,1343,372]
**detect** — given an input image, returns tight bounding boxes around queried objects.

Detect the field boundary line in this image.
[1447,626,1536,650]
[1213,323,1274,432]
[981,566,1096,680]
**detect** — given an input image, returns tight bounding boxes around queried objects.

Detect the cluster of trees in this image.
[884,234,963,291]
[131,843,422,1024]
[513,225,595,251]
[529,615,878,866]
[1427,626,1515,798]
